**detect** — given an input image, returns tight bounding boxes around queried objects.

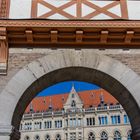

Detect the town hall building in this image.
[20,85,131,140]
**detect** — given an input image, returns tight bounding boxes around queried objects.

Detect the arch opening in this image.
[11,67,140,139]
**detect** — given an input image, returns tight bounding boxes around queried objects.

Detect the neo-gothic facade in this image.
[20,86,132,140]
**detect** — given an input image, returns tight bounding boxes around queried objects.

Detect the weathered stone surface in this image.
[0,49,140,140]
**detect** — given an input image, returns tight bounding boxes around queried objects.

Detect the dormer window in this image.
[71,100,76,107]
[72,94,75,98]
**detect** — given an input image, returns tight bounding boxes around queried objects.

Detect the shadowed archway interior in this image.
[12,67,140,140]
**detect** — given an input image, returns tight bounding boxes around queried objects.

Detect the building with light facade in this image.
[20,86,132,140]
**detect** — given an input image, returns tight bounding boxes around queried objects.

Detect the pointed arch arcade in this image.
[0,50,140,140]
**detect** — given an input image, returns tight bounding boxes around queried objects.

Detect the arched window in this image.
[24,136,30,140]
[127,130,132,140]
[88,132,95,140]
[34,135,40,140]
[101,131,108,140]
[71,100,76,107]
[56,134,61,140]
[45,134,50,140]
[114,131,121,140]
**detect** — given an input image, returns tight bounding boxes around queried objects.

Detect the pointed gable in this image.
[64,84,83,110]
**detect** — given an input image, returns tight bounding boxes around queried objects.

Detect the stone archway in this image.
[0,50,140,140]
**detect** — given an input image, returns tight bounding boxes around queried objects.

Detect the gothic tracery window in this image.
[45,134,50,140]
[34,135,40,140]
[127,130,132,140]
[114,131,121,140]
[24,136,30,140]
[101,131,108,140]
[56,134,61,140]
[88,132,95,140]
[71,100,76,107]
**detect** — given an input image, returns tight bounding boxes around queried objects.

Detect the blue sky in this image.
[37,81,100,97]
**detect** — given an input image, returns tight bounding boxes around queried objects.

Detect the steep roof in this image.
[25,88,118,113]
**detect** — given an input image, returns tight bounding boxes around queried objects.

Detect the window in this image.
[114,131,121,140]
[72,94,75,98]
[127,130,132,140]
[34,135,40,140]
[87,118,95,126]
[24,122,32,130]
[101,131,108,140]
[55,120,62,128]
[34,122,42,130]
[70,132,76,140]
[88,132,95,140]
[66,119,68,127]
[45,135,50,140]
[56,134,61,140]
[78,132,82,140]
[44,121,52,129]
[124,115,130,124]
[98,116,108,125]
[24,136,30,140]
[70,118,76,127]
[111,115,121,124]
[71,100,76,107]
[78,118,82,126]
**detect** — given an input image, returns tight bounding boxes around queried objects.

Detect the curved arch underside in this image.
[0,49,140,139]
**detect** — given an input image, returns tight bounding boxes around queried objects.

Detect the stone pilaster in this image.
[0,124,20,140]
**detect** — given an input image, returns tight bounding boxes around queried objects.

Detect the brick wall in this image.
[0,49,140,93]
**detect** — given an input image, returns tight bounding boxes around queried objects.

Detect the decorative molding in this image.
[0,27,8,75]
[0,20,140,28]
[0,0,10,18]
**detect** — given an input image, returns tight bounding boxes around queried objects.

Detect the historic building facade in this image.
[20,86,131,140]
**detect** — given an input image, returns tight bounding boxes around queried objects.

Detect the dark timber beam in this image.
[0,27,8,75]
[100,30,109,43]
[25,30,33,43]
[125,31,134,44]
[50,30,58,43]
[76,30,83,43]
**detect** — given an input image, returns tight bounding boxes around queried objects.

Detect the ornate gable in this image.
[64,84,83,110]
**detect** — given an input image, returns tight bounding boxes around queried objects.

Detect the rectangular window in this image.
[124,114,130,124]
[55,120,62,128]
[44,121,52,129]
[34,122,41,130]
[78,118,81,126]
[99,116,108,125]
[87,117,95,126]
[111,115,121,124]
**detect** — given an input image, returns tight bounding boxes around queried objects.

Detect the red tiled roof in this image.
[25,89,118,113]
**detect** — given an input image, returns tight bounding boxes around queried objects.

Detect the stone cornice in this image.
[0,124,20,139]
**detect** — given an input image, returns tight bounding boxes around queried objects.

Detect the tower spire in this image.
[71,82,76,93]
